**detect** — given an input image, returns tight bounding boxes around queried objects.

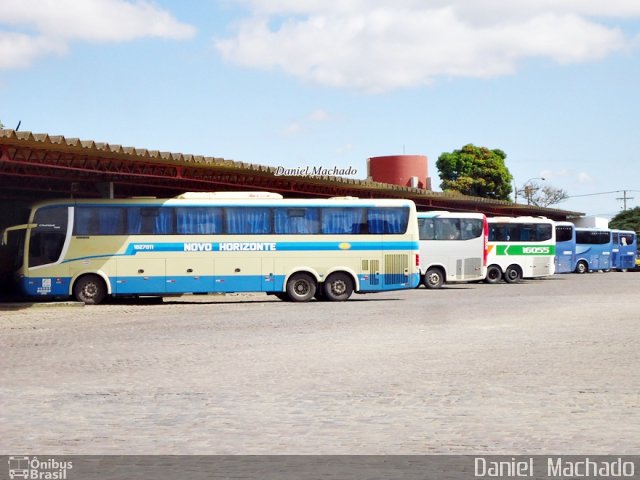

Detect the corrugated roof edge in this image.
[0,129,584,217]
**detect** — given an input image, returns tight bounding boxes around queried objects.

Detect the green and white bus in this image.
[2,192,420,303]
[485,216,556,283]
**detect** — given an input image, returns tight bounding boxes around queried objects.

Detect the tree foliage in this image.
[609,206,640,235]
[436,144,513,200]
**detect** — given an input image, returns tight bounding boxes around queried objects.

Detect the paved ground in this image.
[0,273,638,454]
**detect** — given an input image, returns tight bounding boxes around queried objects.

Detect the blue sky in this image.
[1,0,639,217]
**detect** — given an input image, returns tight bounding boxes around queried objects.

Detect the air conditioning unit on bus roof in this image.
[176,192,284,199]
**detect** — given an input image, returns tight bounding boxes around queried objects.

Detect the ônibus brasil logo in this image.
[8,456,73,479]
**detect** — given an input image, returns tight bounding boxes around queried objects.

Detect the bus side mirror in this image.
[1,223,38,246]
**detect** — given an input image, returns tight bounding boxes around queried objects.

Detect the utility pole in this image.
[616,190,634,211]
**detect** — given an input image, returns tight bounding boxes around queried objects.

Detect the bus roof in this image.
[417,211,485,219]
[26,195,416,210]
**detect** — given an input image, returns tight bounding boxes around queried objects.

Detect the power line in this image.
[567,190,622,198]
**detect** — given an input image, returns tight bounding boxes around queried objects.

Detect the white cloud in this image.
[283,121,302,135]
[215,0,639,92]
[336,144,353,155]
[308,109,332,122]
[577,171,594,184]
[0,0,196,70]
[539,168,571,180]
[283,108,335,135]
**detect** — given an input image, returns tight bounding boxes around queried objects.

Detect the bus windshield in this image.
[28,206,68,268]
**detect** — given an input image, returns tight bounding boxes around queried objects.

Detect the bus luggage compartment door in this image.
[115,258,166,294]
[165,258,214,293]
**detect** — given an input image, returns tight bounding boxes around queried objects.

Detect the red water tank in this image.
[368,155,429,189]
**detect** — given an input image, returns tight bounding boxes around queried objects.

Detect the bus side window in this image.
[418,218,435,240]
[461,219,482,240]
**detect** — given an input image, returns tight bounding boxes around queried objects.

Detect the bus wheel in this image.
[484,265,502,284]
[73,274,107,305]
[286,273,316,302]
[575,261,588,274]
[504,265,522,284]
[424,268,444,289]
[323,272,354,301]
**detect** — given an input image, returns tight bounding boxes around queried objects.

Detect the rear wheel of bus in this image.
[73,274,107,305]
[484,265,502,284]
[323,272,354,301]
[286,272,317,302]
[504,265,522,284]
[424,267,444,289]
[575,260,588,274]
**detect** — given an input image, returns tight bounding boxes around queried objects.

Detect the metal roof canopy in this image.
[0,129,583,220]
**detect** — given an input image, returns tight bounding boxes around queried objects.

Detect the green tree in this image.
[609,206,640,235]
[436,144,513,200]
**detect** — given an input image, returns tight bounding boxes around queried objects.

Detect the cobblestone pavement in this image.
[0,273,638,454]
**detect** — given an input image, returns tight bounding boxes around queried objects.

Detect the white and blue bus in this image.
[416,211,488,288]
[555,221,576,274]
[574,227,613,273]
[1,192,420,304]
[611,229,637,271]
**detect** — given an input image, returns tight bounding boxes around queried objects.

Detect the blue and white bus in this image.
[574,227,613,273]
[611,229,637,271]
[1,192,420,304]
[554,221,576,274]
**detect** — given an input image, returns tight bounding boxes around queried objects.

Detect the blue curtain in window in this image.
[368,207,409,234]
[322,208,364,234]
[127,208,143,234]
[274,208,320,234]
[368,208,408,234]
[177,208,223,234]
[226,208,272,234]
[74,208,93,235]
[98,208,125,234]
[154,209,174,234]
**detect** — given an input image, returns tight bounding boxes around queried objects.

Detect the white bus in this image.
[1,192,420,304]
[416,211,488,288]
[485,216,556,283]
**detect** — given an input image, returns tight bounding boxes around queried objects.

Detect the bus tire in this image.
[286,273,316,302]
[73,274,107,305]
[575,261,588,274]
[504,265,522,284]
[484,265,502,284]
[323,272,354,301]
[424,267,444,289]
